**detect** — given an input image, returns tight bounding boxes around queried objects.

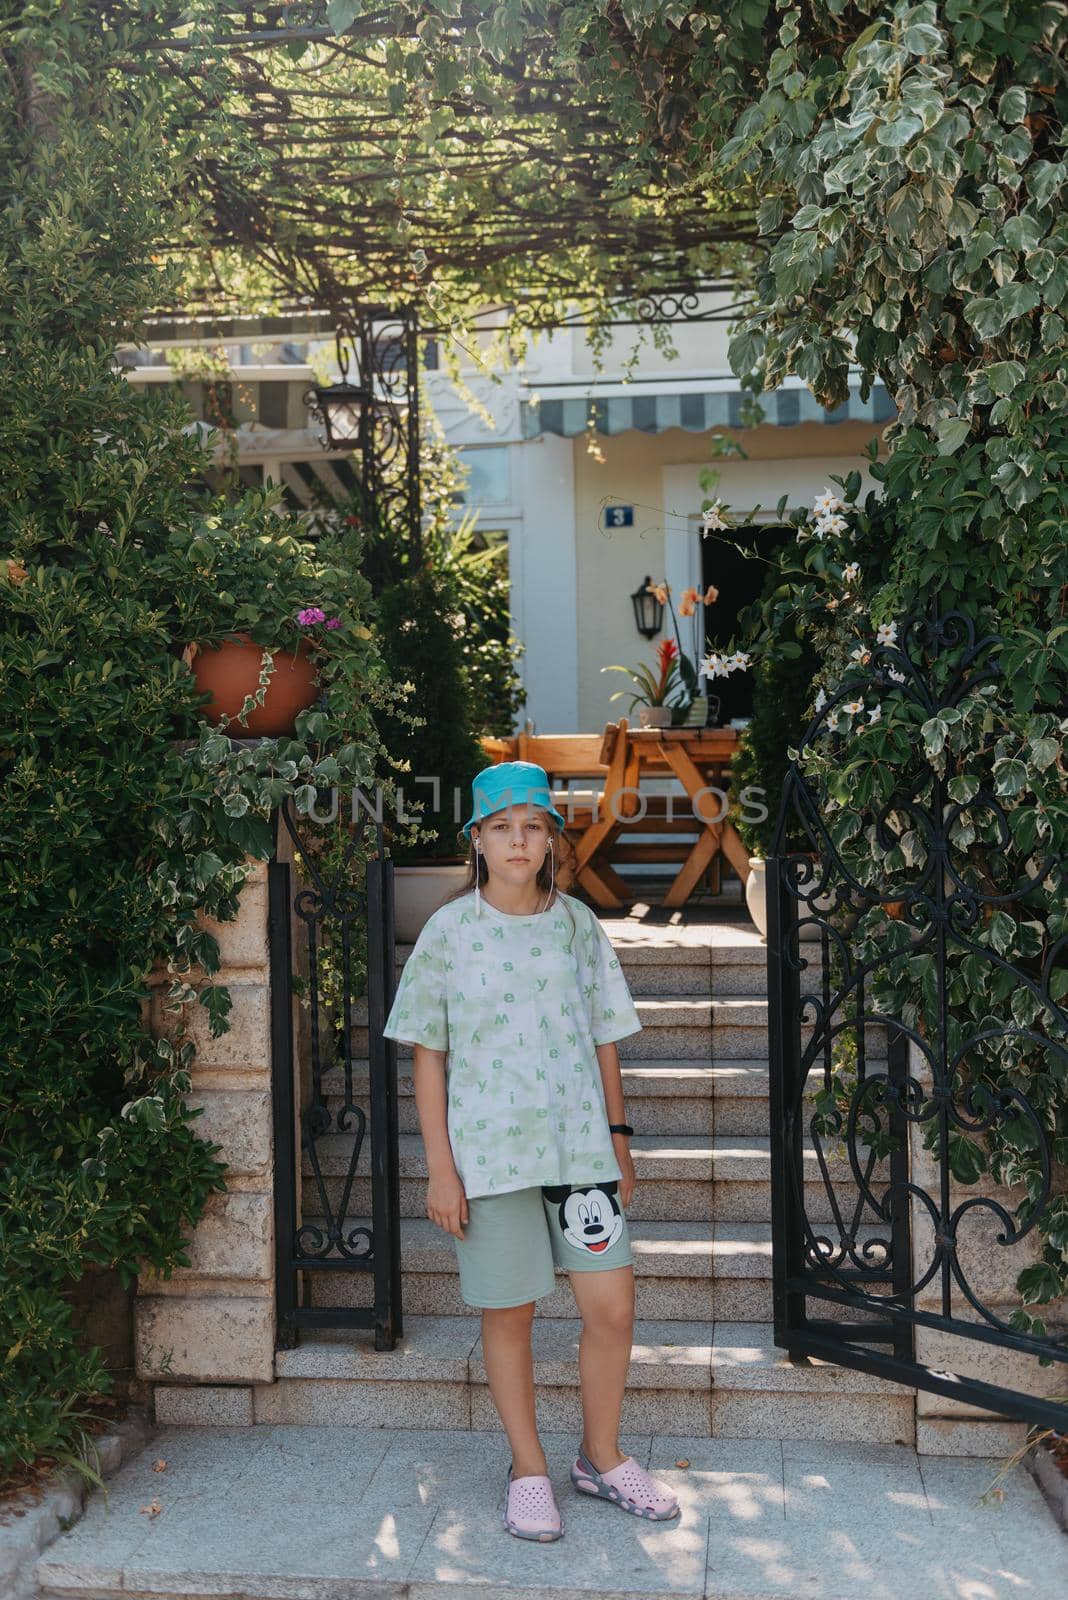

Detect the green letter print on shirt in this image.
[381,891,641,1199]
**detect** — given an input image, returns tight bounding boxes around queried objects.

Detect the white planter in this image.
[745,856,830,942]
[745,857,769,938]
[638,705,673,729]
[392,864,470,943]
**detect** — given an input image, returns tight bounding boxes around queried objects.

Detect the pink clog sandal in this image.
[570,1448,680,1520]
[502,1465,563,1541]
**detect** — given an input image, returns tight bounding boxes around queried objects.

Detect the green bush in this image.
[728,640,819,858]
[311,414,521,860]
[0,10,398,1489]
[371,562,488,861]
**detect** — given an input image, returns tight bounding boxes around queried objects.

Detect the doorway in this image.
[700,522,795,721]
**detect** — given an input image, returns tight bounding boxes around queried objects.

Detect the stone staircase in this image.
[255,916,915,1444]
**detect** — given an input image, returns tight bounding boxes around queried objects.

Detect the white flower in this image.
[814,512,849,538]
[701,503,729,533]
[813,487,845,517]
[849,644,871,665]
[868,704,882,724]
[842,562,860,583]
[888,666,906,684]
[876,621,898,647]
[827,714,841,734]
[814,687,827,712]
[702,648,750,680]
[844,699,864,715]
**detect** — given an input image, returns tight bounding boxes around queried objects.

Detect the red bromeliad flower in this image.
[655,637,679,700]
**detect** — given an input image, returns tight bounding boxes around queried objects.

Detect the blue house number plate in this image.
[604,505,634,527]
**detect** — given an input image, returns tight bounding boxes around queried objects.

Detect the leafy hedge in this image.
[541,0,1068,1327]
[0,8,401,1487]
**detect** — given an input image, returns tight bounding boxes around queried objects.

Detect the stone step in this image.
[301,1218,889,1325]
[378,918,825,1000]
[362,995,884,1064]
[320,1057,792,1138]
[302,1134,878,1224]
[239,1315,914,1442]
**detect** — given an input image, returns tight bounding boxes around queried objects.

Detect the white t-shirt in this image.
[382,890,641,1199]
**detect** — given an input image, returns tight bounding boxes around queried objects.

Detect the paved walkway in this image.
[35,1426,1064,1600]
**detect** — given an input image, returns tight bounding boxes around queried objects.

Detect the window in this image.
[457,445,510,506]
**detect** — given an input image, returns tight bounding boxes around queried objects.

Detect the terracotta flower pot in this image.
[187,632,320,737]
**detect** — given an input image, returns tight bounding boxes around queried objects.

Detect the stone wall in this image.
[134,850,283,1424]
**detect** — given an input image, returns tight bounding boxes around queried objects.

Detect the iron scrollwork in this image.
[304,305,422,562]
[269,796,401,1349]
[767,603,1068,1430]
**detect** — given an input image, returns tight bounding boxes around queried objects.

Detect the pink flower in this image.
[325,617,342,630]
[297,607,326,625]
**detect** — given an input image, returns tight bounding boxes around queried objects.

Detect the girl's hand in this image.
[613,1135,636,1209]
[427,1166,469,1240]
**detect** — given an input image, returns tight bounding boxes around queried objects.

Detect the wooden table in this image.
[571,724,752,910]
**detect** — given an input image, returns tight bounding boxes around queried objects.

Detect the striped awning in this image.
[520,381,895,439]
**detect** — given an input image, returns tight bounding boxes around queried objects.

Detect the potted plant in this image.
[169,504,369,739]
[602,637,690,728]
[656,578,724,725]
[183,627,319,738]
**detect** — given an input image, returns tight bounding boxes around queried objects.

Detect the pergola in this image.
[114,2,760,330]
[105,3,777,561]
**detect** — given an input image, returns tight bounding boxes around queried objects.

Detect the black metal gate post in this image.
[366,844,402,1346]
[268,799,401,1350]
[766,848,806,1349]
[269,853,299,1350]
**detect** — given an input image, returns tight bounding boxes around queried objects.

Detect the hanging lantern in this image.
[631,575,663,640]
[305,330,373,450]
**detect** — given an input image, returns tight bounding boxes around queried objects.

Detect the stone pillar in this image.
[908,1040,1064,1455]
[135,856,277,1426]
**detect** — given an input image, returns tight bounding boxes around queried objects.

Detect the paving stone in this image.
[710,1323,908,1396]
[36,1425,1065,1600]
[275,1316,479,1382]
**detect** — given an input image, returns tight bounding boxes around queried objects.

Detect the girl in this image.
[383,760,680,1541]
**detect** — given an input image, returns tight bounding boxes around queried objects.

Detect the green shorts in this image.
[453,1181,634,1309]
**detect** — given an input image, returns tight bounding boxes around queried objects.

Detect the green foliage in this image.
[0,5,398,1486]
[423,508,526,741]
[602,639,691,714]
[370,562,488,861]
[533,0,1068,1321]
[728,625,820,859]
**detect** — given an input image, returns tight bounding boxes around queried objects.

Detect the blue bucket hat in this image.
[462,760,566,840]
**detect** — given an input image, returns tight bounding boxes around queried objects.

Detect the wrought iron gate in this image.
[766,604,1068,1430]
[269,797,402,1350]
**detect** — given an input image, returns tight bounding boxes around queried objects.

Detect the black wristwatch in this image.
[609,1122,634,1137]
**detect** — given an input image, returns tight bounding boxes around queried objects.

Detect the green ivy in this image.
[0,5,404,1486]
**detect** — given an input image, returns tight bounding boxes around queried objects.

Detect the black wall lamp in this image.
[631,575,663,640]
